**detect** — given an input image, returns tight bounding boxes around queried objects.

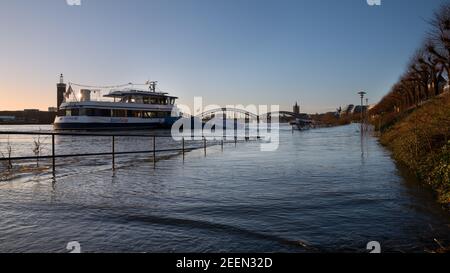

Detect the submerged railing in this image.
[0,131,257,177]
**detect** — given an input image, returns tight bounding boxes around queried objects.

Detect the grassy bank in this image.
[375,93,450,205]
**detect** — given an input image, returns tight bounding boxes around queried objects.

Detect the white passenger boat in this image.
[54,77,181,130]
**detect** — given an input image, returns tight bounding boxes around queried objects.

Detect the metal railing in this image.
[0,131,255,177]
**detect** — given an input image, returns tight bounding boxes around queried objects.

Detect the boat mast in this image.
[148,81,157,92]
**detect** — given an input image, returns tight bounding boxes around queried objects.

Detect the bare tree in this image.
[0,135,13,171]
[427,3,450,83]
[32,135,43,167]
[420,40,447,96]
[409,52,432,101]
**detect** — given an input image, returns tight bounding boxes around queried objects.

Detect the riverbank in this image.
[374,92,450,205]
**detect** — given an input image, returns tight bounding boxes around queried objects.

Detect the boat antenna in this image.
[148,81,157,92]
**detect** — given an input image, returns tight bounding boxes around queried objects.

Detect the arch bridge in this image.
[196,107,259,119]
[195,108,312,123]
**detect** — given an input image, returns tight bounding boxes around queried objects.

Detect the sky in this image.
[0,0,448,113]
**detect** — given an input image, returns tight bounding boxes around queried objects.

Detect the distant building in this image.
[48,107,58,112]
[24,109,40,113]
[0,110,56,124]
[0,116,15,122]
[353,105,368,114]
[343,104,354,115]
[293,102,300,114]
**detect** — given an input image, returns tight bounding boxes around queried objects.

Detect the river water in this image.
[0,124,449,253]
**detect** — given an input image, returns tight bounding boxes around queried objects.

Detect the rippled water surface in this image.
[0,124,449,253]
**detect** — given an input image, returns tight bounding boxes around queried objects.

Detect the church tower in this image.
[57,74,66,111]
[293,102,300,114]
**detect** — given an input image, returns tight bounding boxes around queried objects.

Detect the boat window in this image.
[127,110,142,118]
[81,108,111,117]
[143,97,150,104]
[87,109,95,116]
[143,111,157,118]
[96,109,111,117]
[157,111,170,118]
[120,96,135,103]
[65,109,79,116]
[157,98,168,105]
[112,109,127,117]
[134,96,143,104]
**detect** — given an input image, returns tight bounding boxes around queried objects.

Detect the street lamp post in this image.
[357,91,367,123]
[366,98,369,126]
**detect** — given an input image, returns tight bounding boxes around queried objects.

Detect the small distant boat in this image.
[54,81,182,130]
[290,118,313,130]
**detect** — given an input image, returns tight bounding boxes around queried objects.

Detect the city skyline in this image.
[0,0,447,113]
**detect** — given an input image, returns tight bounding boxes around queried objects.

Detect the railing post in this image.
[235,136,237,147]
[223,114,227,140]
[245,113,249,141]
[112,136,115,170]
[52,133,55,176]
[203,137,207,156]
[257,116,260,139]
[221,139,224,151]
[234,117,238,144]
[182,137,185,160]
[153,136,156,166]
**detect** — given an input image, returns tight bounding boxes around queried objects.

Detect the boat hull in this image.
[53,116,180,130]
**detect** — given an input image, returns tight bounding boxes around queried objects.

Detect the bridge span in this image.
[193,107,311,122]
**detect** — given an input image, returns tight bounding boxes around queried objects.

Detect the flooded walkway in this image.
[0,124,449,252]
